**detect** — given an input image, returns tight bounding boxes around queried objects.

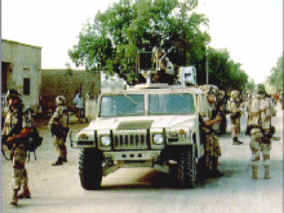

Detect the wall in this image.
[2,39,42,109]
[40,69,101,108]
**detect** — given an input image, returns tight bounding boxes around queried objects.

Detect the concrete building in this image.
[1,39,101,118]
[1,39,42,110]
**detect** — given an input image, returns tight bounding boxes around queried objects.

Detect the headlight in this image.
[179,129,186,136]
[153,134,164,145]
[101,136,111,146]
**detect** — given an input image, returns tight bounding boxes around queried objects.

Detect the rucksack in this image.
[26,128,43,152]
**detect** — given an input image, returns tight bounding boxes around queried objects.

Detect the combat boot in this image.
[62,146,67,163]
[233,137,243,145]
[252,165,258,180]
[264,165,271,179]
[18,186,31,199]
[10,189,18,206]
[52,157,63,166]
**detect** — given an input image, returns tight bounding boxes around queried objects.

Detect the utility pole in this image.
[206,47,209,84]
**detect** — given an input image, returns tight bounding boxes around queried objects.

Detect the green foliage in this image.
[69,0,248,89]
[206,48,248,90]
[268,55,283,91]
[245,79,256,92]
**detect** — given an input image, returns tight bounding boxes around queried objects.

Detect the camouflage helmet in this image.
[200,84,218,95]
[256,84,266,94]
[230,90,240,99]
[56,95,66,105]
[6,89,21,100]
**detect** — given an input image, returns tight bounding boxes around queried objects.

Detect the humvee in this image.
[70,83,209,189]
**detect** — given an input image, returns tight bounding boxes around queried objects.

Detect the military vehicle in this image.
[70,81,209,190]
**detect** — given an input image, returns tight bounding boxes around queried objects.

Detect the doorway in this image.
[2,62,12,94]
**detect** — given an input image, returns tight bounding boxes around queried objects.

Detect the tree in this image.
[268,55,283,91]
[69,0,209,85]
[245,78,256,92]
[206,48,248,90]
[69,0,248,89]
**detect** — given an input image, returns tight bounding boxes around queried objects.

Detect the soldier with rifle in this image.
[151,46,175,84]
[2,89,32,206]
[49,95,69,166]
[246,84,277,179]
[199,85,223,178]
[227,90,244,145]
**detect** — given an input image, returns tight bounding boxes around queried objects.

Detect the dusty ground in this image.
[1,104,283,213]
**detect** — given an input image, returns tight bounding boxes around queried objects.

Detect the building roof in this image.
[2,39,42,49]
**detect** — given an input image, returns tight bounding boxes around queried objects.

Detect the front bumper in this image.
[104,150,161,161]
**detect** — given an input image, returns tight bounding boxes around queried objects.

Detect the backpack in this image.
[26,127,43,152]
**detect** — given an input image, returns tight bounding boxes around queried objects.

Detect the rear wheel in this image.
[177,146,197,188]
[79,148,103,190]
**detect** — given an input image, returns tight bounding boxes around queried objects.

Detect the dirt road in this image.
[1,104,283,213]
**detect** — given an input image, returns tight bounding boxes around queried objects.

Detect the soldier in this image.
[151,46,175,84]
[152,47,175,75]
[247,84,276,179]
[49,95,69,166]
[3,89,32,206]
[216,90,227,135]
[199,85,223,178]
[227,90,244,145]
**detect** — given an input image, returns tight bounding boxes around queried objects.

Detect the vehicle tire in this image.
[79,148,103,190]
[177,147,197,188]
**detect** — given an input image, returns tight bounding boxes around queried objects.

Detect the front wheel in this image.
[79,148,103,190]
[176,146,197,188]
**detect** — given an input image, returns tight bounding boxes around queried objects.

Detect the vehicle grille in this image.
[167,132,179,143]
[113,130,148,150]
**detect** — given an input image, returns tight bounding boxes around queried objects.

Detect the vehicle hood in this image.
[81,115,196,133]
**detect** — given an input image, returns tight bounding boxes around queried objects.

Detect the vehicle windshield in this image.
[149,93,195,115]
[100,94,145,117]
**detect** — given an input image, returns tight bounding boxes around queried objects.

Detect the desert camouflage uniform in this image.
[247,85,276,179]
[3,90,31,206]
[199,85,223,177]
[216,90,227,135]
[49,96,69,166]
[227,90,244,145]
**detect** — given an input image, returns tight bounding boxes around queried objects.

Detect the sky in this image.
[2,0,283,83]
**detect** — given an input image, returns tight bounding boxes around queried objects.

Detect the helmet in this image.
[200,84,218,95]
[6,89,21,100]
[256,84,266,94]
[56,95,66,105]
[230,90,239,99]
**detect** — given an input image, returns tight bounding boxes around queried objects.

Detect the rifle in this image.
[50,123,69,139]
[199,115,215,135]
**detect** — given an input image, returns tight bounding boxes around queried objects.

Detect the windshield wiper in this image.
[123,95,139,105]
